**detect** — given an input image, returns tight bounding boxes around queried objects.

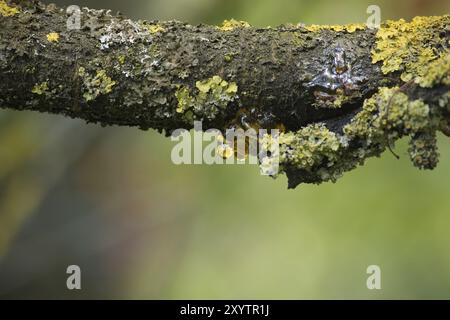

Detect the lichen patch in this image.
[31,82,49,95]
[46,32,60,43]
[371,15,449,80]
[144,24,165,34]
[78,68,117,102]
[218,19,250,31]
[415,51,450,88]
[175,75,239,121]
[0,0,20,17]
[277,85,445,187]
[305,23,366,33]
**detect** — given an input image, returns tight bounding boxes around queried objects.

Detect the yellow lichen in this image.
[216,143,234,160]
[175,87,194,114]
[224,54,233,62]
[175,75,239,121]
[195,76,238,96]
[79,68,117,102]
[218,19,250,31]
[118,55,126,64]
[31,82,49,95]
[415,51,450,88]
[371,15,449,79]
[46,32,60,43]
[332,96,344,108]
[94,70,116,93]
[145,24,165,34]
[398,48,435,82]
[305,23,366,33]
[0,0,20,17]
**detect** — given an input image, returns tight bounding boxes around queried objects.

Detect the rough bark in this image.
[0,0,449,188]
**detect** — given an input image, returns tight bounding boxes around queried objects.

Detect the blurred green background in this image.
[0,0,449,299]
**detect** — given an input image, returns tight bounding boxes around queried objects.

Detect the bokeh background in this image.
[0,0,449,299]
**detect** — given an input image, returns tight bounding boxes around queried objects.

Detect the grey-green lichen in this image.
[343,87,433,139]
[175,75,238,121]
[277,124,342,171]
[31,82,49,95]
[259,122,352,183]
[291,32,306,47]
[342,87,442,172]
[224,53,235,63]
[78,67,117,102]
[408,131,439,169]
[271,86,447,186]
[331,90,359,109]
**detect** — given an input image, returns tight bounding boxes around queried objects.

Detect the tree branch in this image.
[0,0,449,188]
